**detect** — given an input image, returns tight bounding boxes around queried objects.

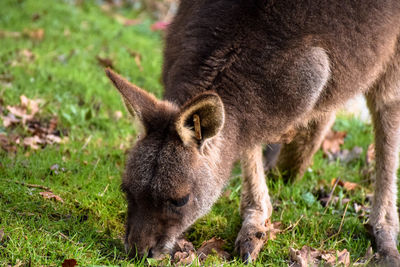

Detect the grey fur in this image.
[106,1,400,264]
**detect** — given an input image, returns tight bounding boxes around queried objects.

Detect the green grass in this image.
[0,1,395,266]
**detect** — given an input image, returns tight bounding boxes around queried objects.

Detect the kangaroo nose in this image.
[148,248,154,258]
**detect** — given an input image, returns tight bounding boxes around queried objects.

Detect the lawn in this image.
[0,0,391,266]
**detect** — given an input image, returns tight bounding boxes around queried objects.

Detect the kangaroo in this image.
[105,0,400,265]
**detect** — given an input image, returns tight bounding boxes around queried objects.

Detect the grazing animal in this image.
[106,0,400,265]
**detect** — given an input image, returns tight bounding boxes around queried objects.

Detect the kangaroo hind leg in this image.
[365,50,400,266]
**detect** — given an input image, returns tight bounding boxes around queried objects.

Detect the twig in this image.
[58,232,78,245]
[283,215,304,232]
[5,179,51,191]
[81,134,92,150]
[337,201,349,234]
[323,177,341,214]
[99,183,109,197]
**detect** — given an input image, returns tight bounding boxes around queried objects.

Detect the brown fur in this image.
[106,0,400,264]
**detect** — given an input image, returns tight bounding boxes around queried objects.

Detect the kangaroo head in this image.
[105,68,225,259]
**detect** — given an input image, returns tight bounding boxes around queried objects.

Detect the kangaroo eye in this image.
[170,194,190,207]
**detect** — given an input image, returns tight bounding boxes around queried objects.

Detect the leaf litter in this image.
[39,191,64,203]
[0,95,67,151]
[173,219,283,265]
[289,245,350,267]
[173,237,230,265]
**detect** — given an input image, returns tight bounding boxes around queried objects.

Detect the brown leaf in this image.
[26,28,45,41]
[2,113,20,127]
[174,251,197,265]
[290,246,321,267]
[173,238,197,265]
[0,133,17,153]
[322,130,347,155]
[48,116,58,133]
[265,219,282,240]
[62,259,77,267]
[331,178,359,191]
[337,249,351,266]
[5,95,42,125]
[290,246,350,267]
[23,136,43,149]
[196,237,230,261]
[96,56,114,68]
[46,134,63,144]
[20,95,41,116]
[39,191,64,203]
[366,144,375,165]
[176,238,194,252]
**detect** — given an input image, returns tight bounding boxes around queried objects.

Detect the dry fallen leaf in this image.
[174,251,197,265]
[39,191,64,203]
[290,246,350,267]
[173,238,197,265]
[2,112,19,127]
[331,178,359,191]
[322,130,347,155]
[25,28,44,41]
[5,95,42,125]
[265,219,282,240]
[23,136,44,150]
[1,95,67,150]
[61,259,77,267]
[0,133,17,153]
[128,50,143,71]
[176,238,194,252]
[196,237,230,261]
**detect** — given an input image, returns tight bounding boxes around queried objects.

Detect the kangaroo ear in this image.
[105,68,161,129]
[176,92,225,145]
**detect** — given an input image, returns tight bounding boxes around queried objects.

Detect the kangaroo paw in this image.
[365,223,400,267]
[235,224,267,264]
